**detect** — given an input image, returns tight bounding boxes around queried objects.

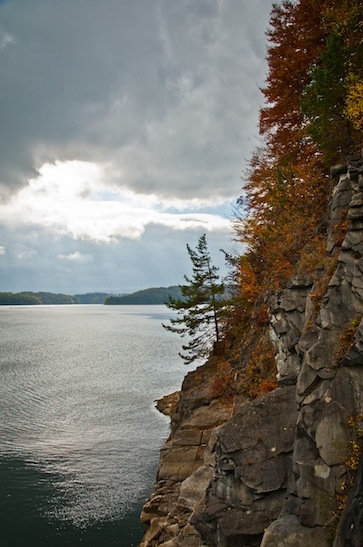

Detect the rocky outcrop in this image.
[156,391,181,417]
[192,386,297,546]
[140,154,363,546]
[140,364,234,546]
[269,274,313,385]
[270,155,363,544]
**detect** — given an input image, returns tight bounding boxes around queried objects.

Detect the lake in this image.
[0,305,189,547]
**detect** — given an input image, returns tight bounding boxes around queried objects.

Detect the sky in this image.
[0,0,274,294]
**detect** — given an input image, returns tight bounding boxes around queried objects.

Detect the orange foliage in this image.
[257,378,279,395]
[223,0,362,403]
[253,304,270,327]
[211,360,236,402]
[260,0,328,162]
[232,0,336,298]
[238,149,329,292]
[234,331,277,400]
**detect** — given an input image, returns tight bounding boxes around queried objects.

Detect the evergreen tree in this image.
[163,234,226,364]
[301,32,353,162]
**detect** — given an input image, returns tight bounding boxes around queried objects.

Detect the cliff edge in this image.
[140,155,363,546]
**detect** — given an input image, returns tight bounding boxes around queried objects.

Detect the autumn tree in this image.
[232,1,329,292]
[207,0,363,400]
[163,234,227,364]
[300,0,363,162]
[258,0,362,166]
[322,0,363,102]
[211,0,363,355]
[327,0,363,142]
[260,0,327,164]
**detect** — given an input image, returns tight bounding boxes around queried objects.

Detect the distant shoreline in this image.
[104,286,181,305]
[0,286,181,306]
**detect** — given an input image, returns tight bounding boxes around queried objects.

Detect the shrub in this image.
[211,360,236,402]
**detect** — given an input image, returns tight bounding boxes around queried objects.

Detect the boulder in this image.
[260,514,330,546]
[191,387,297,543]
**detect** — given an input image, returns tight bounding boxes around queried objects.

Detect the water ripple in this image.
[0,305,189,545]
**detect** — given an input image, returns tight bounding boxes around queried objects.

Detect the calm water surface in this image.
[0,305,188,547]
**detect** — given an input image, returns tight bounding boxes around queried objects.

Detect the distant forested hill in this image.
[0,291,111,305]
[74,293,111,304]
[0,289,181,305]
[104,286,182,305]
[0,292,43,305]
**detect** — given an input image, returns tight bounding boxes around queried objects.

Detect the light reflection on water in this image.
[0,305,187,546]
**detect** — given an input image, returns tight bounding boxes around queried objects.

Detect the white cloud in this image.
[0,0,274,293]
[0,160,231,243]
[58,252,93,263]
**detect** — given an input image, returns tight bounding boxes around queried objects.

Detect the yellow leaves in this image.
[345,80,363,131]
[297,234,327,275]
[336,318,360,364]
[346,439,362,471]
[344,414,363,472]
[322,0,363,36]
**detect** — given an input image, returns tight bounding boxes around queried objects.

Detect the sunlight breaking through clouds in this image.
[0,161,231,244]
[0,0,274,292]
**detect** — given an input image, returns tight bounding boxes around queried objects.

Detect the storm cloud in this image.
[0,0,273,293]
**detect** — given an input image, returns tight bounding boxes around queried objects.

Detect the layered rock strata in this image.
[140,155,363,546]
[140,364,235,546]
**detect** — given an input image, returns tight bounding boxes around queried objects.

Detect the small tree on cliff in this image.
[163,233,226,364]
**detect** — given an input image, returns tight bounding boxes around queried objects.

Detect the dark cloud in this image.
[0,0,273,199]
[0,0,273,292]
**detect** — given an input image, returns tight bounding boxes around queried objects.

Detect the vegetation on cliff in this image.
[218,0,363,394]
[162,234,228,364]
[137,0,363,401]
[239,0,362,288]
[142,2,363,545]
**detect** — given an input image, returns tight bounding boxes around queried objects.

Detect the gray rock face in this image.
[192,387,297,545]
[333,455,363,547]
[140,365,234,546]
[140,156,363,547]
[261,157,363,544]
[269,276,313,384]
[260,514,330,546]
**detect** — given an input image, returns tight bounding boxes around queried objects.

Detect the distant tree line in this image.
[104,286,183,305]
[0,292,111,305]
[0,289,190,306]
[74,293,111,304]
[0,292,43,305]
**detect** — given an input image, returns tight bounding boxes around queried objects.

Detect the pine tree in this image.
[163,234,226,364]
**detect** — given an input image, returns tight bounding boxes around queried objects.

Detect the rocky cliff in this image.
[140,155,363,546]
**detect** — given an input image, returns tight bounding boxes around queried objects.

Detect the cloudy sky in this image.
[0,0,273,294]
